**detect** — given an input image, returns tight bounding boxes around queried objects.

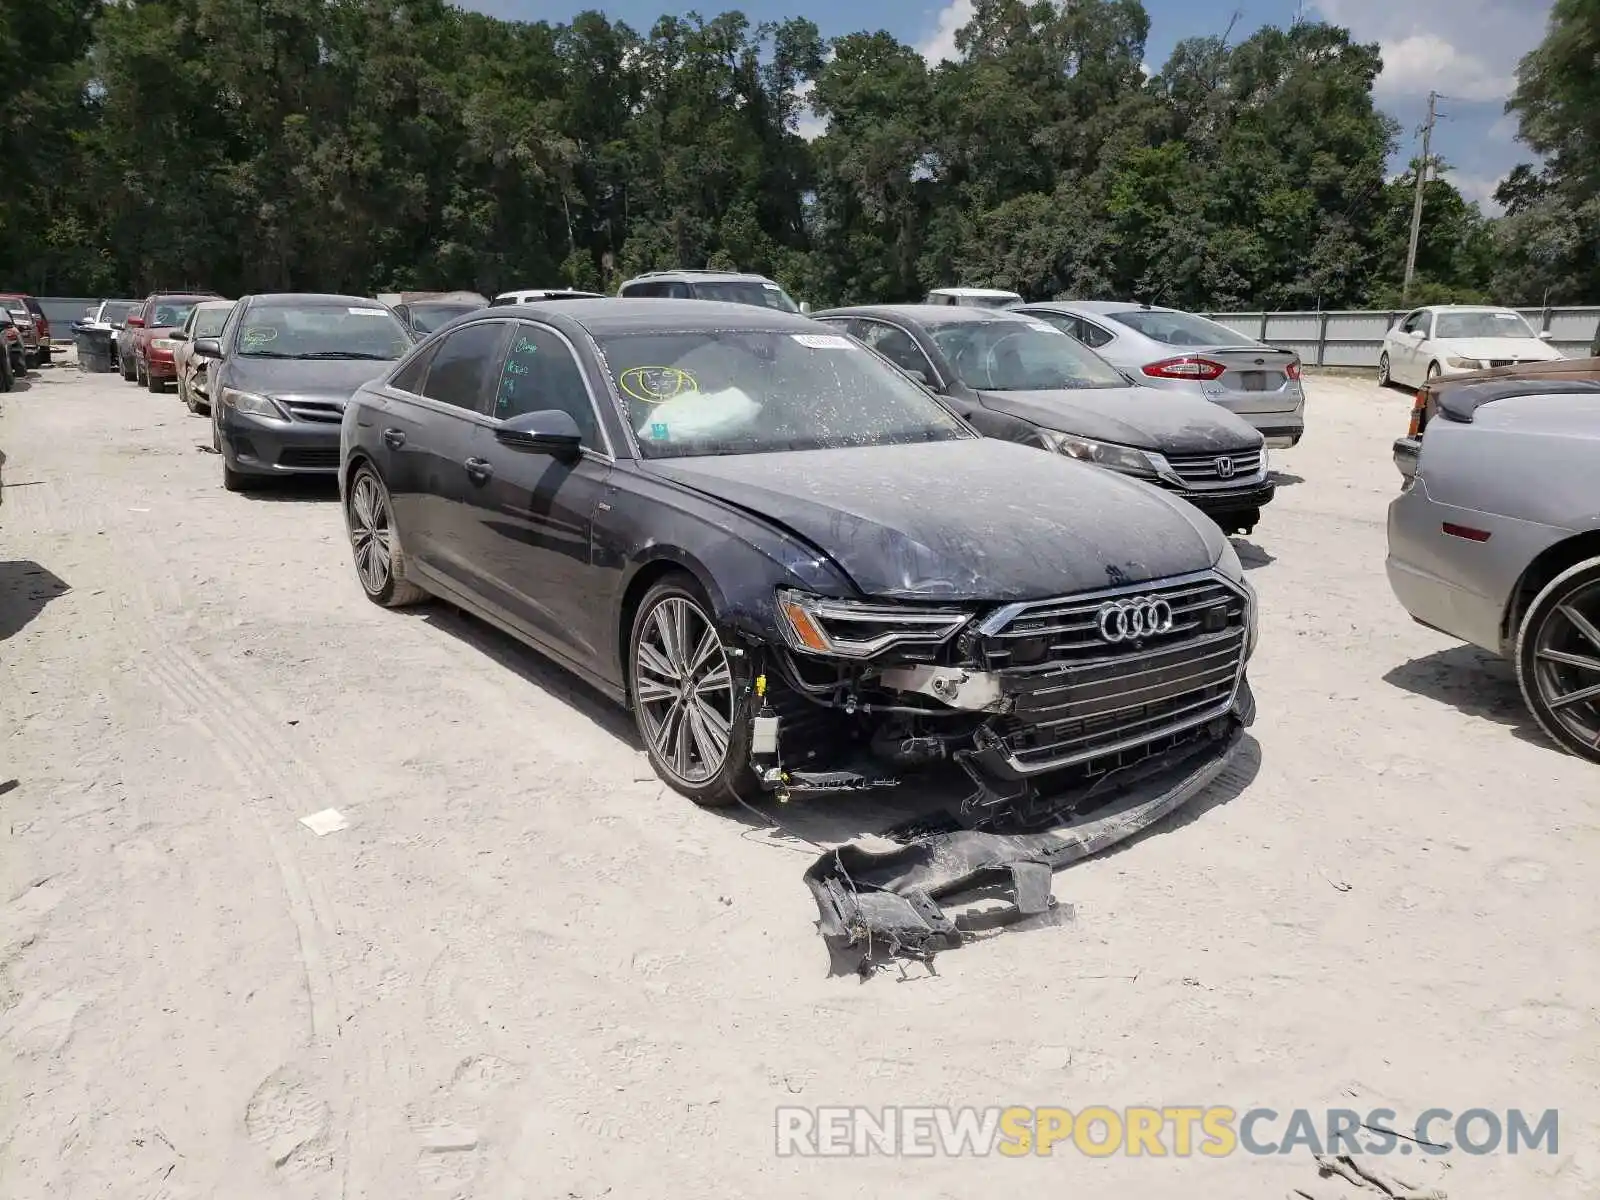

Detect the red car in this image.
[0,293,50,365]
[125,291,222,392]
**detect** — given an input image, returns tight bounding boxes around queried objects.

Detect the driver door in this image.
[1393,310,1427,383]
[459,320,615,669]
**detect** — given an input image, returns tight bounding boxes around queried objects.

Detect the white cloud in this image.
[917,0,974,64]
[1312,0,1550,102]
[792,80,826,141]
[1444,169,1506,213]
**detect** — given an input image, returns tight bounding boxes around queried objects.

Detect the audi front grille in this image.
[973,572,1248,775]
[1163,450,1264,487]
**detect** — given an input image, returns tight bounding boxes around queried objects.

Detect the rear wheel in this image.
[1516,558,1600,764]
[37,347,50,367]
[628,576,752,807]
[121,350,136,381]
[1377,351,1391,387]
[146,368,165,393]
[346,465,428,607]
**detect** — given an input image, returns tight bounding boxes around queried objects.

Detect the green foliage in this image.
[0,0,1567,309]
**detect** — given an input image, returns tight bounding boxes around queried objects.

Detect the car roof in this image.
[1022,300,1175,317]
[193,299,234,309]
[243,293,393,307]
[1420,304,1520,313]
[495,289,603,298]
[816,304,1036,326]
[622,269,777,285]
[928,287,1022,297]
[490,297,816,337]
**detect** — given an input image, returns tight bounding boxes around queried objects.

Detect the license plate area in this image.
[1238,371,1271,391]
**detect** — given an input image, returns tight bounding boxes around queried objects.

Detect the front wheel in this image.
[1515,558,1600,764]
[1377,351,1391,387]
[37,347,50,367]
[628,576,752,807]
[346,465,428,607]
[121,351,136,381]
[146,368,165,393]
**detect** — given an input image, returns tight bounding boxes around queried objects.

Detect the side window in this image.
[494,323,599,448]
[621,282,663,298]
[487,296,515,308]
[420,320,511,412]
[1076,319,1114,348]
[667,282,694,298]
[389,340,440,394]
[857,321,937,382]
[1400,310,1423,334]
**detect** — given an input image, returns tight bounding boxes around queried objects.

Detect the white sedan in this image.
[1378,305,1564,388]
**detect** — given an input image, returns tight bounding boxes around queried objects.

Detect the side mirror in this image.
[193,337,222,358]
[799,301,813,315]
[126,315,145,328]
[494,409,583,459]
[1539,329,1555,341]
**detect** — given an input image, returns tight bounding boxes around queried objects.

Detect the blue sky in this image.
[461,0,1553,213]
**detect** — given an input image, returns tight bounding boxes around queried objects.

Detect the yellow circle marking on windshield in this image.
[241,326,279,348]
[620,366,698,404]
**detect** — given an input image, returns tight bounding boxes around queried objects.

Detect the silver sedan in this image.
[1016,301,1306,448]
[1386,375,1600,762]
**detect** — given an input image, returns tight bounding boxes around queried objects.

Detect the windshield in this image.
[150,300,203,329]
[930,320,1128,390]
[237,301,411,360]
[595,329,970,459]
[407,302,483,333]
[960,294,1021,308]
[192,306,231,337]
[1434,311,1536,340]
[102,302,139,324]
[1109,308,1252,347]
[690,281,800,313]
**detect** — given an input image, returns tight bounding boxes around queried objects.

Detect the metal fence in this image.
[1201,307,1600,368]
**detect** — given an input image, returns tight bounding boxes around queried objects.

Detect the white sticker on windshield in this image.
[791,334,857,350]
[348,307,388,316]
[762,282,781,290]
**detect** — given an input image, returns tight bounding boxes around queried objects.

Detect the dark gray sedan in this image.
[196,294,415,492]
[814,305,1276,536]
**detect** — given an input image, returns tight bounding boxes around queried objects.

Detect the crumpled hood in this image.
[1435,337,1563,363]
[976,386,1264,453]
[644,438,1225,602]
[226,355,397,407]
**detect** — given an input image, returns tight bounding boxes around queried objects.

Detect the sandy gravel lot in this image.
[2,363,1598,1199]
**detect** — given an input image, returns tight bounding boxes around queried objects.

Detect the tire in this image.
[37,347,50,366]
[1515,558,1600,765]
[222,460,257,492]
[345,465,428,607]
[180,373,205,414]
[1426,361,1441,381]
[1377,352,1391,387]
[121,351,136,381]
[146,368,165,393]
[0,354,12,393]
[627,574,753,807]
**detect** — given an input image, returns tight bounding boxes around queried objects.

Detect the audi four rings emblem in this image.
[1214,456,1236,478]
[1097,597,1175,642]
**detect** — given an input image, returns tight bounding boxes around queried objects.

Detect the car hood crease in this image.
[644,439,1220,602]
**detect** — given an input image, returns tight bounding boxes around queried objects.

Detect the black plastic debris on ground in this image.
[804,725,1251,978]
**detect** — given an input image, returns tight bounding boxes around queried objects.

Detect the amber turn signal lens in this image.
[778,599,830,652]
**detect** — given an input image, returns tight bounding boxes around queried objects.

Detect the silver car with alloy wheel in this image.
[1386,374,1600,762]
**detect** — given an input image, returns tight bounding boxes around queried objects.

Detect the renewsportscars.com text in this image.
[774,1106,1559,1158]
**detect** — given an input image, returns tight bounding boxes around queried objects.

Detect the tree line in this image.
[0,0,1593,311]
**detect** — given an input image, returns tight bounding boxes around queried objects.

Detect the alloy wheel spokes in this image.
[350,477,392,592]
[1535,582,1600,748]
[637,597,735,784]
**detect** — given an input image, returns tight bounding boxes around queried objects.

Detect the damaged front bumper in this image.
[752,569,1256,832]
[804,684,1255,971]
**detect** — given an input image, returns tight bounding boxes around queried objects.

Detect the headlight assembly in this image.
[222,388,287,420]
[1446,356,1485,370]
[1037,430,1159,476]
[775,589,972,658]
[152,338,177,352]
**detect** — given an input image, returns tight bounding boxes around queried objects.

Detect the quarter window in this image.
[494,323,600,449]
[389,340,440,394]
[856,321,937,382]
[420,321,510,412]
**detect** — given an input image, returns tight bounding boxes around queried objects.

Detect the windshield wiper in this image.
[241,350,299,359]
[292,351,396,360]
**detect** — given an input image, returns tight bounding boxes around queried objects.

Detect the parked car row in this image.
[0,292,50,387]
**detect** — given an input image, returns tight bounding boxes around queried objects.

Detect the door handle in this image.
[464,457,494,483]
[382,427,406,448]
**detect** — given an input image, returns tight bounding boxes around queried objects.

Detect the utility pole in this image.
[1402,90,1439,304]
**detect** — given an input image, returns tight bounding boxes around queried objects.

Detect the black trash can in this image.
[74,325,115,372]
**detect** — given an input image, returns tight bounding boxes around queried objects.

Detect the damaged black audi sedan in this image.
[340,299,1258,827]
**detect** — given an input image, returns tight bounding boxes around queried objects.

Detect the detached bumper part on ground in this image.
[805,686,1255,973]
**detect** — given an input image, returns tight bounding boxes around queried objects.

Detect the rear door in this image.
[399,320,515,590]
